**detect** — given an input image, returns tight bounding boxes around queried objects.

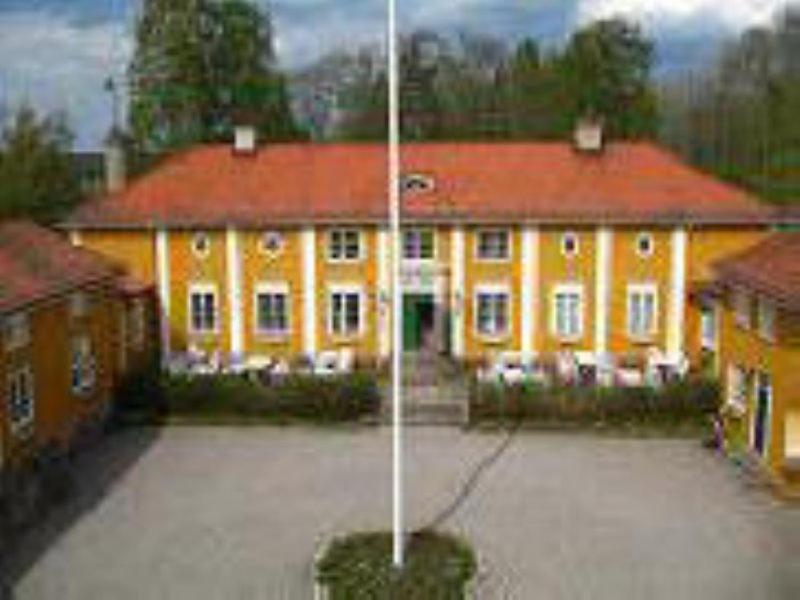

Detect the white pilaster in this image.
[595,227,613,354]
[155,228,171,365]
[521,227,539,355]
[669,227,688,355]
[226,227,244,356]
[377,228,391,359]
[450,226,465,357]
[302,227,317,355]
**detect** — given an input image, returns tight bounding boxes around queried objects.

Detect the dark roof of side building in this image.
[66,141,778,227]
[0,220,121,314]
[713,232,800,310]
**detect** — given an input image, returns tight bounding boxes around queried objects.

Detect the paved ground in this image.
[8,427,800,599]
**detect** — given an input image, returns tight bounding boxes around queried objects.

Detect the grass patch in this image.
[316,530,476,599]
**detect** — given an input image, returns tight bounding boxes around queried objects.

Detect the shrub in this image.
[161,371,381,423]
[469,377,721,429]
[112,358,165,422]
[316,530,476,599]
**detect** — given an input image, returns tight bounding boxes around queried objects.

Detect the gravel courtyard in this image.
[8,426,800,599]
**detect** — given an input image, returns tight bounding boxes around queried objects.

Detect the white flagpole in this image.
[388,0,404,569]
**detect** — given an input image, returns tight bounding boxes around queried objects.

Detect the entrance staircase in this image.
[377,348,470,426]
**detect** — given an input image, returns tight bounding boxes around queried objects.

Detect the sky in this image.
[0,0,791,149]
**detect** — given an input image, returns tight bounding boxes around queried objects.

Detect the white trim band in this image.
[302,227,317,355]
[226,227,244,355]
[378,228,391,359]
[156,229,171,365]
[450,227,465,357]
[668,227,688,355]
[595,227,612,353]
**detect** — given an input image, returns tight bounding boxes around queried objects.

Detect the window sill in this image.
[553,335,583,345]
[330,333,363,344]
[476,333,511,345]
[475,257,511,264]
[255,332,292,343]
[628,333,658,345]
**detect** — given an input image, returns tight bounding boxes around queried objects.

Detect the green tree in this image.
[0,105,80,223]
[129,0,304,151]
[561,18,657,138]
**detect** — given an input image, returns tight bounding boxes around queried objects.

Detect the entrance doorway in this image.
[403,293,435,351]
[753,371,772,457]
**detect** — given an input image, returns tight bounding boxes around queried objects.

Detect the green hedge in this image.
[159,372,380,423]
[469,377,721,428]
[316,530,476,599]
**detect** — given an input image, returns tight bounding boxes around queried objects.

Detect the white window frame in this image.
[259,231,285,257]
[561,232,580,258]
[475,229,512,262]
[700,301,718,351]
[7,365,34,437]
[327,229,364,263]
[726,364,747,415]
[734,287,751,329]
[403,228,436,262]
[551,283,584,341]
[188,283,219,335]
[3,312,30,352]
[627,283,659,340]
[328,284,365,338]
[71,335,96,397]
[636,232,655,258]
[191,232,211,260]
[757,296,776,343]
[473,283,512,340]
[254,282,291,337]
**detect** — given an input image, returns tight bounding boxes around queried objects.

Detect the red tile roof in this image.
[714,232,800,309]
[68,141,776,227]
[0,221,120,314]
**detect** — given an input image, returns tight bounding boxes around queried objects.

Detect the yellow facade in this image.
[1,286,118,467]
[72,223,773,365]
[717,289,800,487]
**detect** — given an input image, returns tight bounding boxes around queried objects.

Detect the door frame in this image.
[750,370,772,459]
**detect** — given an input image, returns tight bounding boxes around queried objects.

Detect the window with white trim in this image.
[189,285,218,333]
[328,229,362,261]
[700,302,717,350]
[329,288,362,336]
[726,365,747,414]
[757,297,776,342]
[255,284,290,335]
[734,288,751,329]
[552,284,583,339]
[70,292,89,318]
[259,231,284,256]
[627,284,658,339]
[561,232,580,258]
[403,228,435,260]
[3,312,30,351]
[476,230,510,261]
[191,233,211,259]
[475,287,510,337]
[7,365,34,436]
[71,336,96,396]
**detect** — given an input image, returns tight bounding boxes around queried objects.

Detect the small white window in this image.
[191,233,211,259]
[627,284,658,339]
[403,229,435,260]
[475,286,510,338]
[3,313,30,351]
[189,285,218,333]
[561,232,579,258]
[71,336,96,396]
[328,229,362,262]
[636,233,654,257]
[259,231,284,256]
[476,230,510,261]
[700,302,717,351]
[757,297,776,342]
[7,365,34,436]
[329,288,362,336]
[70,292,89,318]
[552,284,583,340]
[255,284,290,336]
[726,365,747,414]
[734,287,751,329]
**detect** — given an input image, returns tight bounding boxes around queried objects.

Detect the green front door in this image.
[403,295,421,351]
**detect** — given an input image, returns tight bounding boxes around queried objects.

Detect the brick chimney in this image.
[104,126,127,193]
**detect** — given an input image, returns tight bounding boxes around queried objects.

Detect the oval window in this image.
[636,233,654,258]
[561,232,579,258]
[260,231,284,256]
[191,233,211,259]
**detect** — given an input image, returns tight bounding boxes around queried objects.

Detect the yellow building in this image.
[64,127,785,371]
[711,233,800,493]
[0,221,154,469]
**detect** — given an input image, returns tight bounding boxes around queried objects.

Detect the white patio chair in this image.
[337,348,355,374]
[497,351,527,385]
[555,351,578,384]
[313,351,340,377]
[615,355,645,387]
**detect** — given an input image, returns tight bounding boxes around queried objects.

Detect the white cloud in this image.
[576,0,786,30]
[0,11,132,149]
